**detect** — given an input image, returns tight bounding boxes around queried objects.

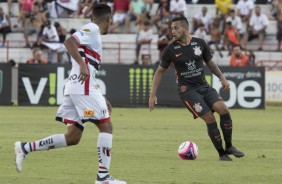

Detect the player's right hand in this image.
[149,96,157,112]
[78,62,89,84]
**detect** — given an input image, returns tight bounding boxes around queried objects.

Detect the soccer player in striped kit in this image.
[15,4,126,184]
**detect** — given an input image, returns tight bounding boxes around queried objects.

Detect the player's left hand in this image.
[221,79,230,92]
[78,62,89,84]
[149,96,157,112]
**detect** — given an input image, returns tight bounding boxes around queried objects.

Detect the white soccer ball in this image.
[178,141,199,160]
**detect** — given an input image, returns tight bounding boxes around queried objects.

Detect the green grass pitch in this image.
[0,106,282,184]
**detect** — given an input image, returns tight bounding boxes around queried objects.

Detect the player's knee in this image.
[97,121,113,134]
[218,105,229,115]
[68,138,81,146]
[201,111,216,123]
[65,134,81,146]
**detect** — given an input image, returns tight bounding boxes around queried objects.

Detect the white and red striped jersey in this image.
[64,22,102,95]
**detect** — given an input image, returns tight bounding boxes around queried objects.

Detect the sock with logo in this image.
[220,113,233,149]
[207,122,225,156]
[97,133,113,179]
[23,134,67,153]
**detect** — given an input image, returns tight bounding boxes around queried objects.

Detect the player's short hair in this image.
[92,4,111,19]
[171,16,189,28]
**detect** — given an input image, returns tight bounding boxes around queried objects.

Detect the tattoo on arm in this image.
[206,60,224,79]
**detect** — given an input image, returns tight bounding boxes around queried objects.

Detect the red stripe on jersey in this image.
[99,117,111,123]
[64,119,76,124]
[33,142,36,151]
[184,100,199,118]
[84,57,90,95]
[79,45,101,63]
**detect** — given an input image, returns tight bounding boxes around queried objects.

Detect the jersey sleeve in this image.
[72,24,97,46]
[201,39,213,63]
[160,45,172,69]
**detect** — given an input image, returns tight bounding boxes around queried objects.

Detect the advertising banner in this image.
[265,71,282,102]
[0,63,12,105]
[18,64,265,109]
[213,67,265,109]
[18,64,71,105]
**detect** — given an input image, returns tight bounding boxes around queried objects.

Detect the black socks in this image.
[207,122,225,156]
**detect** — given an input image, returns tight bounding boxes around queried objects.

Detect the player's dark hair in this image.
[92,3,111,18]
[171,16,189,27]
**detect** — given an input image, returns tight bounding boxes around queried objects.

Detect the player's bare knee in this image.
[65,134,81,146]
[66,137,81,146]
[218,107,229,115]
[201,111,216,123]
[97,121,113,134]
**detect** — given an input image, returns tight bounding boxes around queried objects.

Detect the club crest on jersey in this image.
[185,60,196,71]
[174,45,181,49]
[193,46,202,56]
[193,102,203,113]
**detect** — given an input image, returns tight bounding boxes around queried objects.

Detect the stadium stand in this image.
[0,1,281,68]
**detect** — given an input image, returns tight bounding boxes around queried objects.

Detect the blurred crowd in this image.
[0,0,281,66]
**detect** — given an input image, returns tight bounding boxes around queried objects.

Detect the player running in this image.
[14,4,126,184]
[149,16,244,161]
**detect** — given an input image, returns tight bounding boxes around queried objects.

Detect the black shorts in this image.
[179,86,222,119]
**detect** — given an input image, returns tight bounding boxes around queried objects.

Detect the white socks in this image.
[22,132,113,179]
[23,134,67,153]
[97,133,113,178]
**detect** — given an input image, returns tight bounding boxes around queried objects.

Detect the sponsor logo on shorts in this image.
[84,109,95,117]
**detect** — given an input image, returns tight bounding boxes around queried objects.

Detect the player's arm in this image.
[149,65,166,111]
[64,36,88,84]
[206,60,230,92]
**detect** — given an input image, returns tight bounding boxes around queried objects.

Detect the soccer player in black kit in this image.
[149,16,244,161]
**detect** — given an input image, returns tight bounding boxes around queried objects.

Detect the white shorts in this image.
[112,12,127,24]
[56,94,110,130]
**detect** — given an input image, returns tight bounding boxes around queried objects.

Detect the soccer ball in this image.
[178,141,199,160]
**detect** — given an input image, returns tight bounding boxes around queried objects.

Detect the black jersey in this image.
[160,37,213,91]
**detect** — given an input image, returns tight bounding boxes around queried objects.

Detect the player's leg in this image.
[212,101,244,158]
[180,88,231,161]
[70,94,126,184]
[200,111,231,161]
[94,122,126,184]
[15,96,84,172]
[94,122,114,181]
